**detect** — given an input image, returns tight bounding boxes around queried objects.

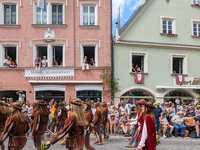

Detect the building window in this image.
[173,58,183,74]
[84,46,95,64]
[130,52,148,73]
[81,45,98,67]
[132,55,144,72]
[193,0,200,5]
[171,54,187,74]
[36,4,47,24]
[34,45,65,67]
[1,46,17,67]
[193,23,200,36]
[161,17,176,35]
[76,90,102,102]
[162,20,173,34]
[53,46,63,66]
[81,5,97,25]
[37,46,47,59]
[34,3,65,25]
[3,5,16,24]
[52,5,63,24]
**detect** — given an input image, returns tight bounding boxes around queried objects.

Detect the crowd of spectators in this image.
[4,96,200,140]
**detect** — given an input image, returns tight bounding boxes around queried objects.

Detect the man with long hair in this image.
[0,102,29,150]
[83,102,96,150]
[46,98,88,150]
[32,100,49,150]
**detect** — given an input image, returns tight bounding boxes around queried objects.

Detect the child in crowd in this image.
[109,114,116,136]
[114,108,120,135]
[119,113,129,136]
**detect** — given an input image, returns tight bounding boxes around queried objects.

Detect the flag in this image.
[135,73,144,84]
[37,0,45,10]
[176,75,185,85]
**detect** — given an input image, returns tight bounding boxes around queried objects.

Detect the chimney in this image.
[117,6,120,30]
[115,22,120,41]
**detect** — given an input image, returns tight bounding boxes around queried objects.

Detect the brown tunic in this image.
[55,108,68,123]
[99,108,108,124]
[0,115,29,148]
[0,110,9,131]
[32,111,49,136]
[93,109,101,125]
[29,108,37,120]
[50,114,85,148]
[85,112,92,132]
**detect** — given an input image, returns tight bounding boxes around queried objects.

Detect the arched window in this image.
[164,91,193,103]
[121,89,154,102]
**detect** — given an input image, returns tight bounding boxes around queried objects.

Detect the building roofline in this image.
[115,40,200,50]
[118,0,152,38]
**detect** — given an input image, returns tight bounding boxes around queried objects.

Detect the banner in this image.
[176,75,185,85]
[135,74,144,84]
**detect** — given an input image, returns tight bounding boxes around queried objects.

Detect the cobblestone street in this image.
[3,135,200,150]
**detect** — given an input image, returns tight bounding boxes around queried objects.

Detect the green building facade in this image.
[114,0,200,104]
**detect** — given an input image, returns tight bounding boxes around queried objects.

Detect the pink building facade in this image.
[0,0,111,104]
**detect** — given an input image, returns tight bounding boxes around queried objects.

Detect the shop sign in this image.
[135,73,144,84]
[184,77,200,86]
[24,68,74,79]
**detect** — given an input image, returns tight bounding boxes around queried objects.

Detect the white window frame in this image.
[51,43,65,67]
[49,2,65,24]
[80,3,98,25]
[75,85,103,102]
[0,2,18,25]
[171,54,187,74]
[192,0,200,5]
[33,2,49,24]
[33,43,65,67]
[0,44,18,67]
[191,20,200,36]
[130,51,148,73]
[160,16,176,34]
[81,44,98,67]
[33,2,65,25]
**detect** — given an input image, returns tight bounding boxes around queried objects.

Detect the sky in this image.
[112,0,142,36]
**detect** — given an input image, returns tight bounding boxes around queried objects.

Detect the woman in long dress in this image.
[137,101,157,150]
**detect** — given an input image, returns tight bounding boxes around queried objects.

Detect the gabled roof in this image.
[118,0,150,36]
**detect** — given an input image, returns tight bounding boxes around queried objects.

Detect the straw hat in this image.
[165,102,169,105]
[110,114,116,117]
[178,111,184,115]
